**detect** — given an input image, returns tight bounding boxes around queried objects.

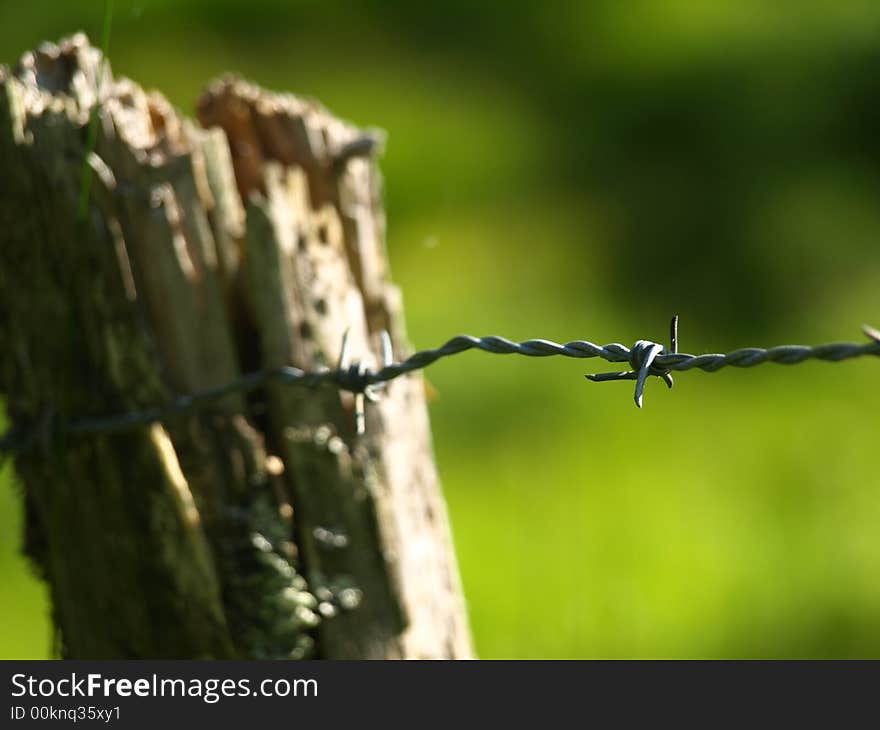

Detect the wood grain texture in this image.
[0,34,470,659]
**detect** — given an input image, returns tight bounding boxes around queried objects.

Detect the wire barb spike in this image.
[585,314,679,408]
[335,328,395,436]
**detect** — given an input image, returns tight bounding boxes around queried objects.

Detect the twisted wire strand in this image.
[366,335,880,384]
[1,325,878,452]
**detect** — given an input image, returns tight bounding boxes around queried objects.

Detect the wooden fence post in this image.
[0,34,471,659]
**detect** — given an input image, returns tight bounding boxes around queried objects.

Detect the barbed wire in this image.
[1,318,878,454]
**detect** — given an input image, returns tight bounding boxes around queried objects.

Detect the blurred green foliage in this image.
[1,0,879,658]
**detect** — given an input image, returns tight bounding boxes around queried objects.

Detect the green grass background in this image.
[1,0,879,658]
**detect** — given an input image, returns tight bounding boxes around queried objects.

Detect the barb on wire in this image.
[1,317,879,453]
[585,315,679,407]
[337,328,395,435]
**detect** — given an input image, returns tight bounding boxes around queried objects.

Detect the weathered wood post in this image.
[0,34,471,659]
